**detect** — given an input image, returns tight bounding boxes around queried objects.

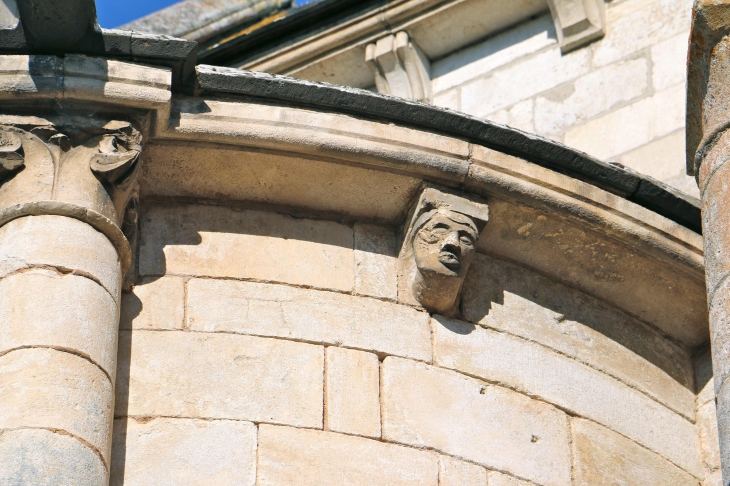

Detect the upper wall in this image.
[432,0,695,196]
[226,0,696,199]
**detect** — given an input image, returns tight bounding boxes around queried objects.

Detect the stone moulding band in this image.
[193,66,701,234]
[0,201,131,274]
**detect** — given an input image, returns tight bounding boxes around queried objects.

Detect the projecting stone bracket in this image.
[547,0,606,53]
[397,187,489,316]
[365,32,431,102]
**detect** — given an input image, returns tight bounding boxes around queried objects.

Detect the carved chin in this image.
[438,252,461,271]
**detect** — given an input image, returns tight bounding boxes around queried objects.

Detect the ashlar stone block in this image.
[488,471,533,486]
[534,57,648,137]
[439,456,486,486]
[571,418,698,485]
[699,399,722,477]
[652,33,689,91]
[139,204,354,292]
[257,424,439,485]
[431,319,700,476]
[120,276,185,330]
[116,331,323,428]
[431,14,557,94]
[0,428,107,486]
[460,46,590,118]
[592,0,692,68]
[325,347,381,438]
[0,269,118,379]
[186,278,431,361]
[564,83,685,160]
[354,223,397,300]
[0,348,114,464]
[381,357,571,486]
[110,417,257,486]
[0,215,121,299]
[460,254,694,419]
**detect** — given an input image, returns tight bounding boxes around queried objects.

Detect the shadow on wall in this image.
[430,13,557,81]
[456,252,694,392]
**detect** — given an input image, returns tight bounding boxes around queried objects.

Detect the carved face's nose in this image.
[441,231,461,250]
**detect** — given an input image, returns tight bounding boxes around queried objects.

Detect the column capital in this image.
[0,118,143,274]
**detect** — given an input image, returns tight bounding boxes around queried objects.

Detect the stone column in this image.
[689,2,730,484]
[0,119,141,484]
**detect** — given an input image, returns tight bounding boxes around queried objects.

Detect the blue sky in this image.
[96,0,317,28]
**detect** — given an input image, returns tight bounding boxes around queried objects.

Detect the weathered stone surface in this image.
[116,331,323,428]
[592,0,691,68]
[381,357,571,486]
[486,99,535,134]
[325,347,380,438]
[439,456,486,486]
[167,96,470,184]
[703,470,723,486]
[699,400,722,478]
[186,278,431,361]
[564,84,685,160]
[431,318,699,475]
[354,223,397,300]
[0,269,118,378]
[0,348,113,463]
[534,58,648,137]
[0,428,107,486]
[488,471,533,486]
[110,417,257,486]
[716,381,730,485]
[257,424,439,485]
[0,215,121,299]
[619,130,698,198]
[139,204,354,292]
[460,254,695,419]
[141,142,424,223]
[433,89,459,111]
[120,276,185,330]
[431,14,557,94]
[572,418,698,485]
[461,46,590,118]
[470,198,705,347]
[651,33,688,91]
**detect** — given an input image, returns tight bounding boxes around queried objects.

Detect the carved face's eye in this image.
[430,222,451,236]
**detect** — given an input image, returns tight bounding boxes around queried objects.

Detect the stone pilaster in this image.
[688,2,730,484]
[0,119,141,484]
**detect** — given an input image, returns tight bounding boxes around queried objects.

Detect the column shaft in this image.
[0,215,121,484]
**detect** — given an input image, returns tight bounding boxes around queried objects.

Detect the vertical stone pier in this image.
[0,121,141,484]
[689,2,730,484]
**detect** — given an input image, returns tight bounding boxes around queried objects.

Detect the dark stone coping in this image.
[0,25,198,87]
[195,66,702,234]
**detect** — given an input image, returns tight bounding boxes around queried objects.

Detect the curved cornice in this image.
[194,66,701,234]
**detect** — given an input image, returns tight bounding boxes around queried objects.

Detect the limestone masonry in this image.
[0,0,726,485]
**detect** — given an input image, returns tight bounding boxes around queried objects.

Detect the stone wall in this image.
[110,201,711,485]
[431,0,696,197]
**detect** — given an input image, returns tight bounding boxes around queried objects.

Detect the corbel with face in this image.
[398,187,489,316]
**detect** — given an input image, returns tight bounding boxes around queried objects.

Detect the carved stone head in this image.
[399,188,488,315]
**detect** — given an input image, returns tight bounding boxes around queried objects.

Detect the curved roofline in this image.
[194,65,701,234]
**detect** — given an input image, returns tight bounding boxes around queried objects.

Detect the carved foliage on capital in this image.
[0,120,143,248]
[398,187,489,316]
[0,129,25,178]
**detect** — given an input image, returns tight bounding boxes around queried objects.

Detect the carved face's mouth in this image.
[438,250,461,270]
